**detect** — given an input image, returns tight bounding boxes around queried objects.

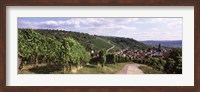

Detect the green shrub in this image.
[106,54,116,64]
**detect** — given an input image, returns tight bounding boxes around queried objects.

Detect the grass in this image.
[19,62,131,74]
[19,64,64,74]
[91,37,113,51]
[19,62,166,74]
[139,66,164,74]
[74,62,129,74]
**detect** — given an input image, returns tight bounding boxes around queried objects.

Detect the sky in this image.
[18,17,182,41]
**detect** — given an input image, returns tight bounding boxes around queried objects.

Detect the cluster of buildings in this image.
[90,44,171,59]
[114,44,170,59]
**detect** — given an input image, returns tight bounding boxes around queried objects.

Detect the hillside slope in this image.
[103,36,149,50]
[20,29,149,52]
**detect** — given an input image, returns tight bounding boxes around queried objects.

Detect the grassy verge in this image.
[139,66,164,74]
[71,62,130,74]
[19,62,131,74]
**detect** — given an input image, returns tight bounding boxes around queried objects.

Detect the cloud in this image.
[151,28,159,31]
[18,18,138,35]
[79,24,136,37]
[18,19,80,29]
[167,20,182,29]
[128,31,182,41]
[73,18,138,27]
[18,18,182,41]
[135,18,182,30]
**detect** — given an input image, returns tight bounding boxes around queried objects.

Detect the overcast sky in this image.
[18,17,182,41]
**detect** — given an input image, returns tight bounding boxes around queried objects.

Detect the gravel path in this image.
[117,64,145,74]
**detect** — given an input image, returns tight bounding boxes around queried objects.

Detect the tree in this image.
[99,49,106,68]
[164,58,175,73]
[157,43,161,52]
[174,56,182,74]
[60,37,90,73]
[169,48,182,61]
[106,54,116,64]
[19,29,44,66]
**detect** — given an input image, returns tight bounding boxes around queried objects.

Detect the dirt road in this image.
[117,64,145,74]
[106,45,115,52]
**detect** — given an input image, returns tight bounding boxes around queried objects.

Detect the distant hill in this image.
[142,40,182,48]
[20,29,149,52]
[102,36,149,50]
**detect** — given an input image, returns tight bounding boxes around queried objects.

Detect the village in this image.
[91,44,170,60]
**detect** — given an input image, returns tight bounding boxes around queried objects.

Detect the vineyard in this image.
[18,29,90,73]
[18,29,182,74]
